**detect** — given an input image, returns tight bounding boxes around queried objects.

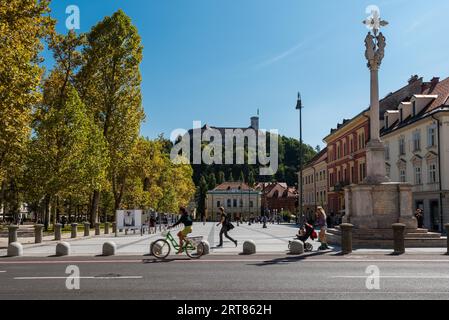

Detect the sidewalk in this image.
[0,222,447,257]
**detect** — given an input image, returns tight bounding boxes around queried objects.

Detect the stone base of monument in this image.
[332,181,447,248]
[327,227,446,249]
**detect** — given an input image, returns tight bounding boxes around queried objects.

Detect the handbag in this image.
[227,222,235,230]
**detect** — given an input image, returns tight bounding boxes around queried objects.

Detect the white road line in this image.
[332,275,449,279]
[0,271,6,273]
[14,276,143,280]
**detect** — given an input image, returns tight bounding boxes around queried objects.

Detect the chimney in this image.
[408,75,419,84]
[251,116,259,131]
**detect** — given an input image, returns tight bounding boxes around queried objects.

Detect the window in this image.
[428,125,437,148]
[349,136,354,153]
[386,165,391,178]
[428,163,437,184]
[399,137,406,156]
[358,131,366,150]
[351,165,355,184]
[233,199,237,207]
[249,201,254,208]
[227,199,232,207]
[343,140,347,156]
[337,144,341,159]
[414,166,422,185]
[412,131,421,152]
[217,201,221,208]
[359,162,366,182]
[239,199,243,207]
[400,168,406,183]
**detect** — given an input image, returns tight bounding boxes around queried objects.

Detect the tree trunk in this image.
[89,190,100,225]
[44,194,51,231]
[0,180,5,222]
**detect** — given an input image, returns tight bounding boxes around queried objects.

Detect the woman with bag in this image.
[216,207,238,248]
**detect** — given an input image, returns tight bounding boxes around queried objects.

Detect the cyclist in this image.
[169,206,193,254]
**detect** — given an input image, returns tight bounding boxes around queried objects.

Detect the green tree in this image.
[239,171,245,183]
[207,173,217,190]
[197,175,208,219]
[0,0,54,217]
[248,171,256,188]
[78,10,145,221]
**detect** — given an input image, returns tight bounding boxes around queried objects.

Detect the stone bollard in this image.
[34,224,44,244]
[56,242,71,256]
[340,223,354,255]
[112,222,117,234]
[71,223,78,238]
[445,224,449,255]
[102,242,117,256]
[83,222,90,237]
[289,240,304,255]
[7,242,23,257]
[95,222,101,236]
[392,223,406,255]
[104,222,110,235]
[201,240,210,255]
[54,223,62,241]
[243,240,256,255]
[8,225,19,245]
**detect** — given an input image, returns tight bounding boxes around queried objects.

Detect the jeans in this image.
[219,227,236,246]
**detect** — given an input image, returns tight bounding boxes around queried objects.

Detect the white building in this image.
[381,77,449,232]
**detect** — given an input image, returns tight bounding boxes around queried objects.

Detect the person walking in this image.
[315,206,329,250]
[415,209,424,229]
[216,207,237,248]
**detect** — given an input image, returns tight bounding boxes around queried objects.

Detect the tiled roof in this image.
[422,77,449,112]
[213,182,252,191]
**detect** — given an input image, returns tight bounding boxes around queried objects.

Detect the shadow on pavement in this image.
[249,250,333,266]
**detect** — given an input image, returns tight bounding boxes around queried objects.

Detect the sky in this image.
[45,0,449,149]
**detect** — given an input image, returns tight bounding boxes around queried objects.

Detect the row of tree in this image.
[0,2,195,229]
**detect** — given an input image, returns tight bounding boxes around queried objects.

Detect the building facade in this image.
[301,148,328,221]
[382,77,449,232]
[255,182,298,218]
[206,182,261,222]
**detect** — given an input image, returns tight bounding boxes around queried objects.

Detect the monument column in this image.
[363,19,389,185]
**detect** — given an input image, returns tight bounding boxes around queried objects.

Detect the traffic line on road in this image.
[14,276,143,280]
[332,275,449,279]
[0,271,6,273]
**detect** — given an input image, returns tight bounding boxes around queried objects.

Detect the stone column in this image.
[104,222,110,235]
[54,223,62,241]
[71,223,78,238]
[34,224,44,244]
[340,223,353,255]
[8,225,19,245]
[445,224,449,254]
[95,222,101,236]
[392,223,406,255]
[83,222,90,237]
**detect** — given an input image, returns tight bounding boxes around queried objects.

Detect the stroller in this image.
[288,223,317,252]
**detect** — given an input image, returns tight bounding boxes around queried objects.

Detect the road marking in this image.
[14,276,143,280]
[332,275,449,279]
[0,271,6,273]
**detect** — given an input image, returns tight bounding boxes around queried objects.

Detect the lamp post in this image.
[296,92,304,226]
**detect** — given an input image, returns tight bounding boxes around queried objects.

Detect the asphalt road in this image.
[1,254,449,300]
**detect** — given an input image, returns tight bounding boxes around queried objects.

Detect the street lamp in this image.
[296,92,304,226]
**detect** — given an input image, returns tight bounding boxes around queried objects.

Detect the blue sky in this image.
[46,0,449,149]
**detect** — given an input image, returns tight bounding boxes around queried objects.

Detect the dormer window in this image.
[412,101,416,116]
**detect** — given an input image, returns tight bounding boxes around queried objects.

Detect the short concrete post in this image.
[445,224,449,255]
[95,222,101,236]
[102,242,117,256]
[8,225,19,245]
[34,224,44,244]
[104,222,110,235]
[8,242,23,257]
[112,222,117,234]
[56,242,71,256]
[71,223,78,238]
[392,223,406,255]
[340,223,354,255]
[83,222,90,237]
[289,240,304,255]
[54,223,62,241]
[243,240,256,255]
[201,241,210,255]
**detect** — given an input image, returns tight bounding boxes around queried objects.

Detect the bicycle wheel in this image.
[185,242,204,259]
[151,239,171,259]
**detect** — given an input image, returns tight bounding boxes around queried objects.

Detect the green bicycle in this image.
[151,229,205,259]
